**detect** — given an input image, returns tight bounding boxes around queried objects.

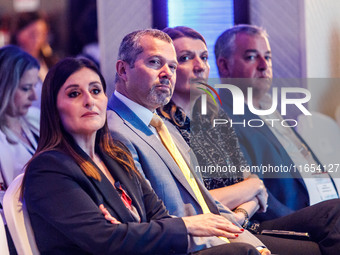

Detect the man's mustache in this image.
[159,79,170,85]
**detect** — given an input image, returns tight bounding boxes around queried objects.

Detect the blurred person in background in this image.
[0,45,40,197]
[11,11,58,108]
[0,45,40,254]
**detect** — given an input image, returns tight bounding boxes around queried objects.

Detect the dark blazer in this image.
[220,89,312,221]
[106,94,264,249]
[24,146,188,255]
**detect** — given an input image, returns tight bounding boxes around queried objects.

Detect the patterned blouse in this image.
[159,100,248,190]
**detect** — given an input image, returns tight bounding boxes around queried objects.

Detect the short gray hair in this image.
[115,29,173,82]
[214,24,268,61]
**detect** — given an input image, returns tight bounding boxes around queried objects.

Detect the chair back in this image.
[3,174,39,255]
[0,212,9,255]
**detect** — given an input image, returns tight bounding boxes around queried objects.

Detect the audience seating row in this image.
[1,111,340,254]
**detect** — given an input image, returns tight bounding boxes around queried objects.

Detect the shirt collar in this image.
[259,93,273,109]
[114,91,154,127]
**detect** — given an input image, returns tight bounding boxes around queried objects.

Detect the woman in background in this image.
[160,26,268,227]
[0,45,39,255]
[0,45,39,198]
[11,11,59,108]
[11,11,58,81]
[22,57,248,255]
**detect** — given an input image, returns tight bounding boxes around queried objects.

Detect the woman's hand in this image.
[182,213,244,238]
[99,204,121,224]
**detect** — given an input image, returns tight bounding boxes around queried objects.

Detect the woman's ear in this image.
[116,60,128,82]
[217,57,230,78]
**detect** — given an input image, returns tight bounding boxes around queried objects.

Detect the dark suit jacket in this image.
[24,146,188,255]
[220,89,313,221]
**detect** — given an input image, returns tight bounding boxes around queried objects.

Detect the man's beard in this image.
[146,80,173,107]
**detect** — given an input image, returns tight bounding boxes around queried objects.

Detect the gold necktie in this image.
[150,114,230,242]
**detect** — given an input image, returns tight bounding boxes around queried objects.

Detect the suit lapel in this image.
[143,128,199,202]
[92,174,135,223]
[166,120,220,213]
[109,95,200,204]
[73,143,137,223]
[108,94,153,136]
[99,152,146,222]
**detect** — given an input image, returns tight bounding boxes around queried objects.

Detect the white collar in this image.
[259,93,273,109]
[114,91,154,126]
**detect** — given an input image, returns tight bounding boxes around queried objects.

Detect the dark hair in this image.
[10,11,48,45]
[11,11,58,68]
[162,26,206,45]
[24,58,137,187]
[0,45,39,133]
